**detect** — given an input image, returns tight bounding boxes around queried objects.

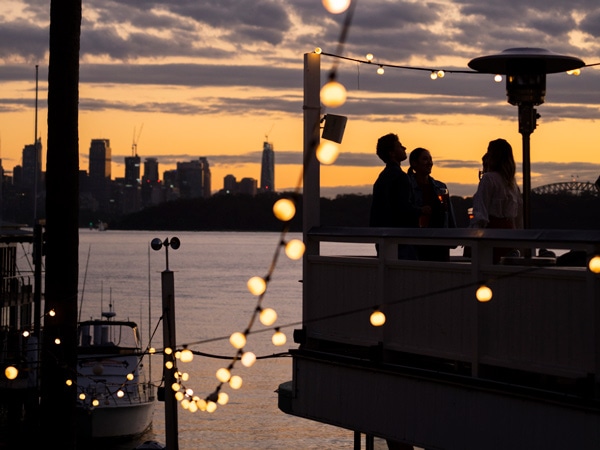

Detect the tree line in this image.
[107,191,599,231]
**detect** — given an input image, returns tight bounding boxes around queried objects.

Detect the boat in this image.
[76,307,156,440]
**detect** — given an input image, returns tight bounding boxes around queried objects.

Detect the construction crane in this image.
[132,124,143,156]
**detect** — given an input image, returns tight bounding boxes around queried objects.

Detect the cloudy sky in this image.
[1,0,599,197]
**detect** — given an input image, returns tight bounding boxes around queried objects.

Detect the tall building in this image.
[88,139,112,213]
[260,141,274,192]
[21,138,42,192]
[141,157,162,206]
[199,157,211,198]
[122,155,141,214]
[176,158,212,199]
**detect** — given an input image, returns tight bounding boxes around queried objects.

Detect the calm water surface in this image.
[75,230,379,449]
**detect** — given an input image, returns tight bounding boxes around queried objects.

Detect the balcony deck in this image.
[280,227,600,449]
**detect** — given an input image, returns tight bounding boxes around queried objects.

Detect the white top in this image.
[470,171,523,228]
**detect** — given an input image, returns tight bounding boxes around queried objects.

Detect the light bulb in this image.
[92,399,100,407]
[181,398,190,410]
[376,66,384,75]
[48,309,56,316]
[316,141,340,165]
[79,393,86,400]
[65,379,73,386]
[437,70,445,78]
[247,276,267,296]
[430,71,438,80]
[180,348,194,363]
[172,382,181,391]
[54,338,61,345]
[196,398,207,411]
[175,391,184,401]
[366,53,374,61]
[320,80,347,108]
[216,367,231,383]
[181,372,189,381]
[273,198,296,222]
[260,308,278,326]
[218,392,229,405]
[322,0,351,14]
[207,401,217,413]
[188,401,198,412]
[174,351,181,359]
[241,351,257,367]
[314,47,322,54]
[589,255,600,273]
[370,310,386,327]
[285,239,305,260]
[117,390,124,398]
[229,331,247,349]
[165,361,173,369]
[494,74,502,82]
[186,388,194,396]
[164,347,172,355]
[272,330,287,346]
[476,285,493,302]
[4,366,18,380]
[567,68,581,76]
[229,375,243,389]
[149,347,156,354]
[127,373,134,381]
[22,330,30,337]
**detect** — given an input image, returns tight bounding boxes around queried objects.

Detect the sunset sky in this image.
[1,0,599,198]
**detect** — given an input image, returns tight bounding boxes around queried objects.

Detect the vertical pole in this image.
[521,131,531,230]
[161,269,179,450]
[303,52,321,324]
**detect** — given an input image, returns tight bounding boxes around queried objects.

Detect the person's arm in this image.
[471,174,493,228]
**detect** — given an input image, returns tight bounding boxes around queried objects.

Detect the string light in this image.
[259,308,278,326]
[376,65,384,75]
[247,276,267,295]
[229,375,243,389]
[180,348,194,363]
[316,140,340,164]
[494,74,503,82]
[320,80,347,107]
[241,352,257,367]
[229,332,247,349]
[284,239,305,260]
[370,309,386,327]
[272,329,287,346]
[589,256,600,273]
[272,198,296,222]
[476,285,493,302]
[5,366,18,380]
[322,0,351,14]
[216,368,231,383]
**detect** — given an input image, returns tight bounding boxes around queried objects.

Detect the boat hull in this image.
[77,400,155,439]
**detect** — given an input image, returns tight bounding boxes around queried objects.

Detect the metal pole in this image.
[161,269,179,450]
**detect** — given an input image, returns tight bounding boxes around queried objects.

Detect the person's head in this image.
[376,133,407,164]
[408,147,433,176]
[486,138,516,185]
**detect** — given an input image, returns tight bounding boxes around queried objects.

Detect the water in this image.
[73,230,379,449]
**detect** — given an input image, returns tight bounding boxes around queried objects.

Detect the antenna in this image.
[132,123,144,156]
[265,123,274,142]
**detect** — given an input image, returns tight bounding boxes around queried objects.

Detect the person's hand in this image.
[421,205,432,215]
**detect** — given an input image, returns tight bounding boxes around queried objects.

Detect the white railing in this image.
[302,226,600,381]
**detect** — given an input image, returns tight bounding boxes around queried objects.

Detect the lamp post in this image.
[468,48,584,229]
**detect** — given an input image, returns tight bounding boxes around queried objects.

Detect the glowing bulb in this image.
[370,310,386,327]
[320,80,347,108]
[273,198,296,222]
[494,74,502,82]
[229,331,247,349]
[79,393,86,400]
[22,330,30,337]
[196,398,207,411]
[216,368,231,383]
[149,347,156,354]
[172,382,181,391]
[164,347,173,355]
[207,401,218,413]
[567,68,581,76]
[377,66,384,75]
[127,373,134,381]
[165,361,173,369]
[247,276,267,296]
[117,390,124,398]
[430,71,438,80]
[260,308,278,326]
[285,239,305,260]
[181,398,190,410]
[229,375,243,389]
[186,388,194,396]
[188,401,198,413]
[272,330,287,346]
[181,372,190,381]
[476,285,493,302]
[241,351,257,367]
[180,349,194,363]
[65,379,73,386]
[437,70,445,78]
[4,366,18,380]
[175,391,184,401]
[314,47,322,54]
[366,53,374,61]
[174,351,181,359]
[589,255,600,273]
[54,338,61,345]
[48,309,56,317]
[322,0,351,14]
[92,399,100,407]
[218,392,230,405]
[316,140,340,165]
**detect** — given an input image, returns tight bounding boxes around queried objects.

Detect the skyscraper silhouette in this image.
[260,140,274,192]
[88,139,111,212]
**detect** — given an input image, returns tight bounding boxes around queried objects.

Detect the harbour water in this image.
[73,229,380,449]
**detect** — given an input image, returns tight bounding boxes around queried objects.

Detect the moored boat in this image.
[76,309,156,440]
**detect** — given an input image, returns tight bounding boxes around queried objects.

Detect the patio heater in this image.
[468,48,585,229]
